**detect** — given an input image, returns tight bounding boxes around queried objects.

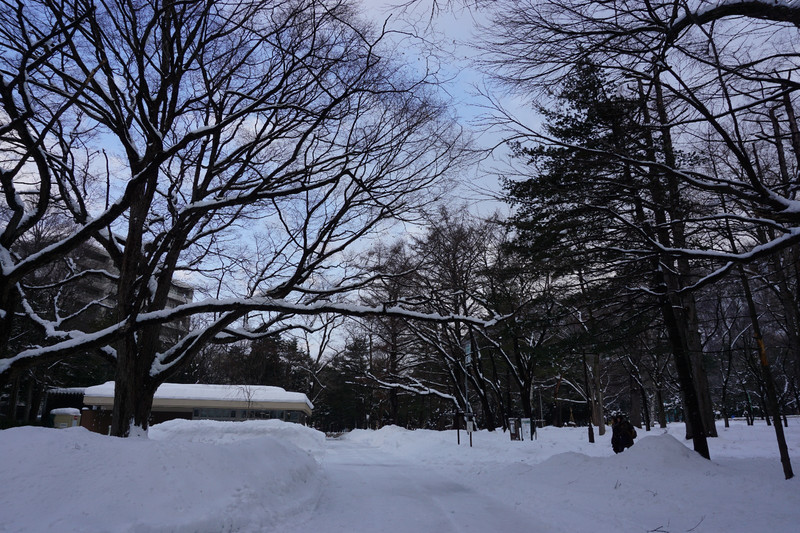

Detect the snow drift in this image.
[0,422,322,532]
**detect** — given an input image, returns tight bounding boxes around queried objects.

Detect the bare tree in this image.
[0,0,120,407]
[0,0,479,436]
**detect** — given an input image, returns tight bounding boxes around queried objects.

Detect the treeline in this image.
[162,200,799,444]
[326,208,799,439]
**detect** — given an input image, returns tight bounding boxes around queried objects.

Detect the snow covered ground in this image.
[1,419,798,532]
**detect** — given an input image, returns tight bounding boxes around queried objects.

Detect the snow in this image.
[0,420,322,532]
[48,407,81,416]
[1,420,798,532]
[149,419,326,461]
[47,387,86,395]
[84,381,313,409]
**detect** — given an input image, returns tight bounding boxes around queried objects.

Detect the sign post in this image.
[464,412,475,447]
[455,410,462,445]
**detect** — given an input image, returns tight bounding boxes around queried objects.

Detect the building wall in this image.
[80,406,307,433]
[80,409,113,434]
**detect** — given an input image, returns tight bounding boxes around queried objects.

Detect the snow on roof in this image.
[47,387,87,395]
[84,381,313,410]
[49,407,81,416]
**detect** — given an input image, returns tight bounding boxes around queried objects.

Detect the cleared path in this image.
[278,438,550,533]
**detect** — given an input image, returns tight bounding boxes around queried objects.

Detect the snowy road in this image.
[279,437,543,533]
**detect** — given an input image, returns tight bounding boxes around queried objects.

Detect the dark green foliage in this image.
[173,335,314,396]
[504,62,648,278]
[312,335,374,432]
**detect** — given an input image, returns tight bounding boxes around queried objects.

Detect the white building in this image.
[80,382,313,432]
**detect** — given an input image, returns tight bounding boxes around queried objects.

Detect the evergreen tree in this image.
[503,63,716,456]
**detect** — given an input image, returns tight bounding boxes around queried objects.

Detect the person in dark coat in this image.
[611,414,637,453]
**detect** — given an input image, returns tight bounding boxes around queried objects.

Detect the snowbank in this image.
[1,420,798,532]
[0,422,323,532]
[149,418,326,460]
[342,423,612,464]
[339,422,800,532]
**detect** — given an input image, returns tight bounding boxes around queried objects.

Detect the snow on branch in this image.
[366,372,457,404]
[669,1,800,42]
[0,294,504,378]
[615,227,800,264]
[0,320,123,375]
[135,297,506,330]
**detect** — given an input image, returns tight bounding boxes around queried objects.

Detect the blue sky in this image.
[361,1,542,217]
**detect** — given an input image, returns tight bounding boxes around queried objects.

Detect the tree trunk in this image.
[651,72,714,450]
[739,269,794,479]
[583,353,594,443]
[20,378,33,423]
[110,334,159,437]
[521,379,533,420]
[112,375,158,438]
[683,296,718,437]
[476,385,496,431]
[721,346,734,429]
[110,347,137,437]
[655,387,667,428]
[28,383,44,424]
[641,386,651,431]
[660,293,710,459]
[552,376,563,427]
[630,374,642,428]
[743,387,755,425]
[721,388,729,428]
[7,374,20,424]
[0,283,19,361]
[592,354,605,435]
[756,337,793,479]
[388,330,399,424]
[0,285,21,414]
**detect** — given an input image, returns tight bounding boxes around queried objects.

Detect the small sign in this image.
[464,413,475,434]
[520,418,532,441]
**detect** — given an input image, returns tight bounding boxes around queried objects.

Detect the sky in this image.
[361,0,536,218]
[1,418,798,532]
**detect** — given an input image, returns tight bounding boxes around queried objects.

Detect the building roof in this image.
[48,387,87,395]
[83,381,313,414]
